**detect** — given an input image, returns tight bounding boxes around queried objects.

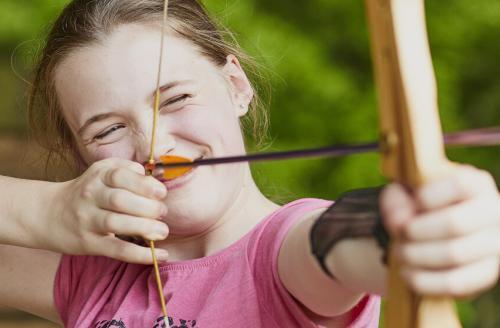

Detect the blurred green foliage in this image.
[0,0,499,326]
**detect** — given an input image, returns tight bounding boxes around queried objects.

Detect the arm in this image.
[0,158,171,322]
[278,208,385,319]
[0,176,63,323]
[279,166,500,323]
[1,176,56,248]
[0,245,61,323]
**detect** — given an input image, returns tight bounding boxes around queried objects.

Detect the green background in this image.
[0,0,499,326]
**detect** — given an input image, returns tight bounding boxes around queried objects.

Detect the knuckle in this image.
[80,184,94,200]
[107,168,123,186]
[129,161,146,175]
[102,213,117,231]
[108,191,123,209]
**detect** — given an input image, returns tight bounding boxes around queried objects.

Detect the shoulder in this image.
[247,197,332,250]
[279,198,333,213]
[256,198,332,235]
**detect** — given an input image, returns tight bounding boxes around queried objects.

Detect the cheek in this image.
[85,138,136,163]
[173,106,243,154]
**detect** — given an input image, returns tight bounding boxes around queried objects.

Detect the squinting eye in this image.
[163,94,191,107]
[94,124,126,140]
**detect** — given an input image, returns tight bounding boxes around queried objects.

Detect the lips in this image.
[160,167,197,190]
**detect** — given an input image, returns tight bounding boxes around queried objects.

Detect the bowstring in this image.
[147,0,170,322]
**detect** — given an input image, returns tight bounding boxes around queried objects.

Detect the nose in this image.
[135,125,176,166]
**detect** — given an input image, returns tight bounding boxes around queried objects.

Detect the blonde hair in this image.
[28,0,269,175]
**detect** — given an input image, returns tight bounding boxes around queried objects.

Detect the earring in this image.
[239,104,245,109]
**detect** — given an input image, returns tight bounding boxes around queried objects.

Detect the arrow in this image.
[154,126,499,168]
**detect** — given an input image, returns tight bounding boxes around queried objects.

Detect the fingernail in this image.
[156,224,168,238]
[154,186,166,199]
[148,226,168,241]
[156,250,169,262]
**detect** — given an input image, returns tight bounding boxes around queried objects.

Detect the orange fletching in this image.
[160,155,193,180]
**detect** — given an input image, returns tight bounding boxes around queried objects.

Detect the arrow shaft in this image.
[155,127,499,169]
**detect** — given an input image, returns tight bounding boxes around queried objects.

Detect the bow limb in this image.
[365,0,461,327]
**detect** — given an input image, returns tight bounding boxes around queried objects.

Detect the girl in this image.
[1,0,499,327]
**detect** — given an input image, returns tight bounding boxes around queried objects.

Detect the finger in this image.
[94,211,169,241]
[97,188,167,219]
[401,256,499,298]
[405,195,500,241]
[102,167,167,200]
[93,237,170,264]
[397,229,500,269]
[97,158,146,175]
[380,183,417,237]
[416,165,497,211]
[121,160,147,175]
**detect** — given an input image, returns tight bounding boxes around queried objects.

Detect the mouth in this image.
[158,166,197,190]
[154,155,203,186]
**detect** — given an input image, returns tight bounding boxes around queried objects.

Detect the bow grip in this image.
[365,0,460,327]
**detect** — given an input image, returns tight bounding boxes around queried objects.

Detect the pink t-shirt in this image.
[54,198,380,327]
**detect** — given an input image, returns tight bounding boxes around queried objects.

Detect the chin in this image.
[164,209,218,236]
[162,165,244,231]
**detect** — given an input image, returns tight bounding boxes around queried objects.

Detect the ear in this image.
[222,54,254,117]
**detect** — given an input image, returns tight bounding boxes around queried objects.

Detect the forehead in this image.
[55,23,218,126]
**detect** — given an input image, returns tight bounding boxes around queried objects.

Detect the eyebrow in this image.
[77,79,193,136]
[158,79,193,92]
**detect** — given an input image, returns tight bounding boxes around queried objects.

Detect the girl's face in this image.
[55,23,253,235]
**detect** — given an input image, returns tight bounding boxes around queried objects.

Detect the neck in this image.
[156,166,280,261]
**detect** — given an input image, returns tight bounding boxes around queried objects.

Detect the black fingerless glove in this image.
[310,187,390,277]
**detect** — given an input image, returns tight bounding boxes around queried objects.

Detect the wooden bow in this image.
[365,0,461,326]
